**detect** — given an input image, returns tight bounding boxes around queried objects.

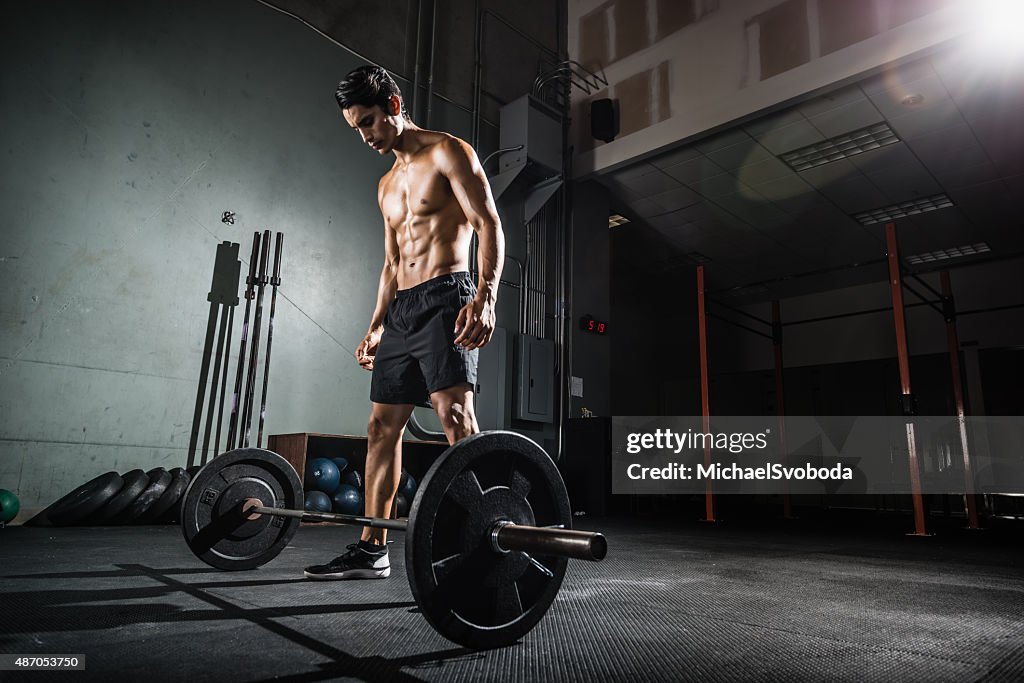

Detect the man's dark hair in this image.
[335,65,409,119]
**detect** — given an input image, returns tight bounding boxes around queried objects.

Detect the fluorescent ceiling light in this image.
[852,194,954,225]
[780,122,899,171]
[608,214,631,228]
[906,243,990,265]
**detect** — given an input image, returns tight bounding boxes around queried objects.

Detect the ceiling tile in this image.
[609,162,658,183]
[931,161,1000,191]
[847,142,918,175]
[807,98,885,138]
[601,179,645,203]
[648,210,691,230]
[939,65,1024,125]
[969,113,1024,176]
[649,145,703,169]
[742,107,806,136]
[732,156,793,186]
[694,129,753,154]
[863,72,950,120]
[865,161,943,203]
[799,158,858,188]
[905,123,990,170]
[753,119,825,155]
[706,138,775,170]
[630,197,668,218]
[754,174,827,213]
[662,156,726,185]
[693,172,750,198]
[651,185,701,211]
[885,98,965,140]
[619,169,681,196]
[818,176,889,213]
[798,84,867,118]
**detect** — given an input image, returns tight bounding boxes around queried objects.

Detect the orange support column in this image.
[884,222,928,536]
[697,266,715,522]
[941,271,981,529]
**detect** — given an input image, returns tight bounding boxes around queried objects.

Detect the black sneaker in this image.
[303,543,391,580]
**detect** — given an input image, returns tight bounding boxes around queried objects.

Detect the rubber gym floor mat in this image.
[0,520,1022,681]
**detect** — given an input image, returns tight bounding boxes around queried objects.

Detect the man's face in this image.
[342,98,401,155]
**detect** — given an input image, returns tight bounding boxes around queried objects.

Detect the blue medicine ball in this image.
[331,457,349,476]
[399,471,417,500]
[333,484,363,516]
[342,469,363,490]
[394,492,409,518]
[304,490,332,513]
[305,457,341,494]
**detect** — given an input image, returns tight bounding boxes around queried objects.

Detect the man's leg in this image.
[429,383,480,445]
[303,400,412,580]
[362,401,414,544]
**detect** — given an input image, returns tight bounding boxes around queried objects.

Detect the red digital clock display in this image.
[580,315,608,335]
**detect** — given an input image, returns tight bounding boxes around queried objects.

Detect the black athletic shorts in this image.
[370,271,479,406]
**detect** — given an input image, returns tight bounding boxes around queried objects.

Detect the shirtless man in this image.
[305,65,504,580]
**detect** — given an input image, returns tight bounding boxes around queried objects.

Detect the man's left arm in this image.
[438,137,505,349]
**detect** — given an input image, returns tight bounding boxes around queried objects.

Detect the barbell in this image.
[180,430,607,649]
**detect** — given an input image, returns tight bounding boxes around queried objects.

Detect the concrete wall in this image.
[266,0,566,141]
[0,0,559,508]
[567,0,968,175]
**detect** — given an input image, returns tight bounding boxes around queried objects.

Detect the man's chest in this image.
[380,165,453,223]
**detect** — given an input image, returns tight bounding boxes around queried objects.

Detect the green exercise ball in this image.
[0,489,20,524]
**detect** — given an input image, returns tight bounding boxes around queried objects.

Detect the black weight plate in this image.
[47,472,124,526]
[112,468,172,524]
[88,469,150,525]
[406,431,571,650]
[139,467,189,524]
[159,469,193,524]
[181,448,302,571]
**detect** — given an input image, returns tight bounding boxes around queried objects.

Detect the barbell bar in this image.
[244,503,607,562]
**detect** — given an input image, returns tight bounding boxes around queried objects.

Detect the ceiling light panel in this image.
[853,194,954,225]
[780,123,900,171]
[906,243,990,265]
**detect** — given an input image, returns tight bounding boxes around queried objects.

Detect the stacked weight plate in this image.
[43,466,197,525]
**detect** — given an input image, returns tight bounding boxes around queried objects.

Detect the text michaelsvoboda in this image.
[627,462,853,480]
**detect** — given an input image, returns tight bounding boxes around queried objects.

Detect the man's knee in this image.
[433,389,478,435]
[367,413,405,444]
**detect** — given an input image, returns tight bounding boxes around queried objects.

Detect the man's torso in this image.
[379,131,474,290]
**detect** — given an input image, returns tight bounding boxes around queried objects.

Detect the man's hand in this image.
[355,327,383,370]
[454,296,496,350]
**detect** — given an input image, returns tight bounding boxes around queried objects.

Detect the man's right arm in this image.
[368,220,400,332]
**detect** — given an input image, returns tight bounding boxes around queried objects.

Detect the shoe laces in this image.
[338,542,384,562]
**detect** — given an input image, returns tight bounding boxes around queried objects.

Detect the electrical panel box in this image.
[475,326,513,430]
[514,334,555,423]
[499,95,562,180]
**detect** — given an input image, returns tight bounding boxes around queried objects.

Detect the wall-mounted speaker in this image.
[591,98,620,143]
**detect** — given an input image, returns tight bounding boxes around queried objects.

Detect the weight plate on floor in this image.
[113,468,172,524]
[139,467,189,524]
[88,469,150,525]
[181,448,302,571]
[406,431,571,650]
[159,468,194,524]
[47,472,124,526]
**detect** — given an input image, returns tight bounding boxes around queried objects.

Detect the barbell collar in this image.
[250,505,409,531]
[494,523,607,562]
